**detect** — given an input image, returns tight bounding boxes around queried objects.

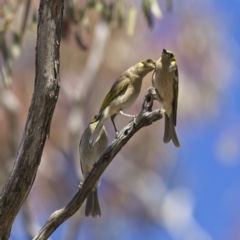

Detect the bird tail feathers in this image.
[89,116,104,145]
[85,189,101,217]
[163,113,180,148]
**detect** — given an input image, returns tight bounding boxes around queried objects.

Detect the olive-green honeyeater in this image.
[152,49,180,148]
[79,121,108,217]
[89,59,156,145]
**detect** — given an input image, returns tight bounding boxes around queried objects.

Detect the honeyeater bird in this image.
[79,121,108,217]
[89,59,156,145]
[152,49,180,148]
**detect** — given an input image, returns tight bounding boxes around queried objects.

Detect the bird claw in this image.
[78,182,83,189]
[116,131,120,138]
[148,87,157,95]
[149,87,163,102]
[132,116,137,125]
[160,108,166,114]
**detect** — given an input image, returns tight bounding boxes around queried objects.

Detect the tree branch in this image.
[33,87,163,240]
[0,0,64,239]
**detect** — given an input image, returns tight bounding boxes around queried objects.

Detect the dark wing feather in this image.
[172,66,178,126]
[79,139,84,174]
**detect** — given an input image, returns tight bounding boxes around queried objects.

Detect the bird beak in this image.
[162,49,167,54]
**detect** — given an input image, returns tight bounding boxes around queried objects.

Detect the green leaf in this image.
[11,32,21,59]
[126,6,137,36]
[29,9,37,30]
[75,31,88,51]
[20,0,31,38]
[0,32,10,62]
[1,65,12,88]
[150,0,162,19]
[87,0,96,8]
[81,15,90,32]
[142,0,153,28]
[95,1,104,13]
[0,32,12,88]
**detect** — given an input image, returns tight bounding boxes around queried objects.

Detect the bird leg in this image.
[119,110,136,118]
[111,115,119,134]
[119,111,137,125]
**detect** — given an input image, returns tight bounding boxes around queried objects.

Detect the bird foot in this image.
[78,182,83,189]
[132,116,137,125]
[119,110,135,118]
[147,87,163,102]
[160,108,166,114]
[116,131,120,139]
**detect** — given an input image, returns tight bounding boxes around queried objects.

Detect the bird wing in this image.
[99,75,130,113]
[172,65,179,127]
[152,70,162,102]
[152,70,156,85]
[80,160,83,175]
[79,139,84,173]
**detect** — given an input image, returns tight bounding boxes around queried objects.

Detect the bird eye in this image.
[169,53,173,58]
[147,59,153,63]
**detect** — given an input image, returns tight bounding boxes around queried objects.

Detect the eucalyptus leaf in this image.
[126,6,137,36]
[142,0,153,27]
[29,10,37,30]
[117,0,126,27]
[75,31,88,51]
[150,0,162,19]
[20,0,31,38]
[81,15,90,32]
[87,0,96,8]
[12,32,21,59]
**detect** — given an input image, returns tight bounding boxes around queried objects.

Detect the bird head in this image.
[161,49,176,65]
[137,59,156,73]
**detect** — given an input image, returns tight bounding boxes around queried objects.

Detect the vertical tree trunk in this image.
[0,0,64,238]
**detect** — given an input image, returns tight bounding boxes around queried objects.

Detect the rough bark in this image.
[0,0,64,239]
[33,87,163,240]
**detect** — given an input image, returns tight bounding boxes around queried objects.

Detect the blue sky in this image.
[180,1,240,238]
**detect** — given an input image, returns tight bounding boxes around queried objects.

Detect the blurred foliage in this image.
[0,0,32,87]
[0,0,170,87]
[64,0,170,47]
